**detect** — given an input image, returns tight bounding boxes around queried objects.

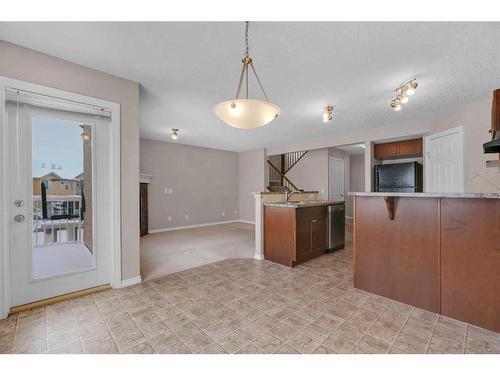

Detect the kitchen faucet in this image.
[284,187,300,202]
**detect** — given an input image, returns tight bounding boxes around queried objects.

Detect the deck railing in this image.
[32,195,84,247]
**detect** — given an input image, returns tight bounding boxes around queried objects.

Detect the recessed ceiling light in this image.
[323,105,334,122]
[171,128,179,140]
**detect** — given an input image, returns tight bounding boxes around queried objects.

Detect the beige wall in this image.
[239,149,266,223]
[348,154,365,217]
[287,149,330,199]
[268,97,499,192]
[140,138,239,230]
[0,40,140,280]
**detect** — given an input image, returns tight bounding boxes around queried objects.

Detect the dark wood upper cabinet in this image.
[374,138,423,160]
[374,142,398,159]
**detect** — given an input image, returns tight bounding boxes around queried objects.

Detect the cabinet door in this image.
[311,214,327,253]
[296,216,312,262]
[397,139,422,157]
[441,198,500,333]
[374,142,398,159]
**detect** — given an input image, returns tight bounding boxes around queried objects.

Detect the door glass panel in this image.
[31,114,94,279]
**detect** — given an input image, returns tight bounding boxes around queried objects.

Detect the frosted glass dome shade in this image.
[214,99,281,129]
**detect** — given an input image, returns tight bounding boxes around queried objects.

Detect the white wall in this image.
[348,154,365,217]
[140,138,239,230]
[286,149,329,199]
[268,97,499,192]
[239,149,266,223]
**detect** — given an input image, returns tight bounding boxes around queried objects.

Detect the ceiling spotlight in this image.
[390,79,417,111]
[398,94,409,104]
[323,105,334,122]
[404,79,419,96]
[390,99,402,112]
[171,128,179,140]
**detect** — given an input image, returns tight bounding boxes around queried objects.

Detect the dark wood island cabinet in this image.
[264,201,342,267]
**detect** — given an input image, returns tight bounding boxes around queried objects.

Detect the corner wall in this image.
[239,149,266,223]
[140,138,239,230]
[0,40,140,280]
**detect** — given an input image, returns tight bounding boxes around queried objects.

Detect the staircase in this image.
[267,151,308,192]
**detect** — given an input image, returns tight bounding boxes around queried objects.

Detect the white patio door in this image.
[425,126,464,193]
[6,91,113,307]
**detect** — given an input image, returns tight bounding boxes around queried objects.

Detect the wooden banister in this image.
[284,151,308,174]
[267,160,302,192]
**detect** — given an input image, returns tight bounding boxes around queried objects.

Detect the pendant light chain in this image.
[234,21,271,102]
[244,21,249,57]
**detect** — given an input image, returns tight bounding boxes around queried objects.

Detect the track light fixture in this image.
[390,79,418,111]
[323,105,334,122]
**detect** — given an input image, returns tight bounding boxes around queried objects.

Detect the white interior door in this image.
[329,157,345,200]
[425,127,464,193]
[6,93,113,307]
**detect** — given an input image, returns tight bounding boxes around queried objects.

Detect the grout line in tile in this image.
[69,299,85,354]
[463,324,469,354]
[347,296,393,353]
[110,292,160,354]
[386,306,415,354]
[424,313,440,354]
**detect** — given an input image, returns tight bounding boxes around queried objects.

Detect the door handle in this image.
[311,219,318,223]
[14,214,25,223]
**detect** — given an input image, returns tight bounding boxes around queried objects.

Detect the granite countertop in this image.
[349,192,500,199]
[263,200,345,208]
[260,191,319,195]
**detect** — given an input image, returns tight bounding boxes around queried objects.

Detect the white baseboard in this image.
[238,220,255,225]
[148,220,249,234]
[121,276,142,288]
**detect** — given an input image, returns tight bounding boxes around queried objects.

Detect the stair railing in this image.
[267,160,302,192]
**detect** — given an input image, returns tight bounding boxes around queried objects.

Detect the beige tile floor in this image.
[140,222,255,280]
[1,225,499,354]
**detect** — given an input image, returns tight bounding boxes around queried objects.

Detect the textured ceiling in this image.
[0,22,499,152]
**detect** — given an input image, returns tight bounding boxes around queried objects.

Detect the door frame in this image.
[329,156,345,200]
[0,76,122,319]
[424,126,464,193]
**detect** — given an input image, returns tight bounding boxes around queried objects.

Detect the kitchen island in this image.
[263,200,344,267]
[350,192,500,333]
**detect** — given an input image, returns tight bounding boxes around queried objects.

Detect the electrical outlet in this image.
[234,210,238,215]
[222,211,225,217]
[185,214,189,220]
[168,216,171,221]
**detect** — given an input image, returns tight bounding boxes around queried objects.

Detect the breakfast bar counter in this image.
[349,192,500,333]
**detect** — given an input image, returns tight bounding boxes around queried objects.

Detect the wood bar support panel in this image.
[354,196,440,313]
[353,196,500,333]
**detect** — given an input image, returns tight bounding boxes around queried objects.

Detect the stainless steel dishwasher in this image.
[327,203,345,252]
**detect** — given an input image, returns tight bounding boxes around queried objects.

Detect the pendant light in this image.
[214,21,281,129]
